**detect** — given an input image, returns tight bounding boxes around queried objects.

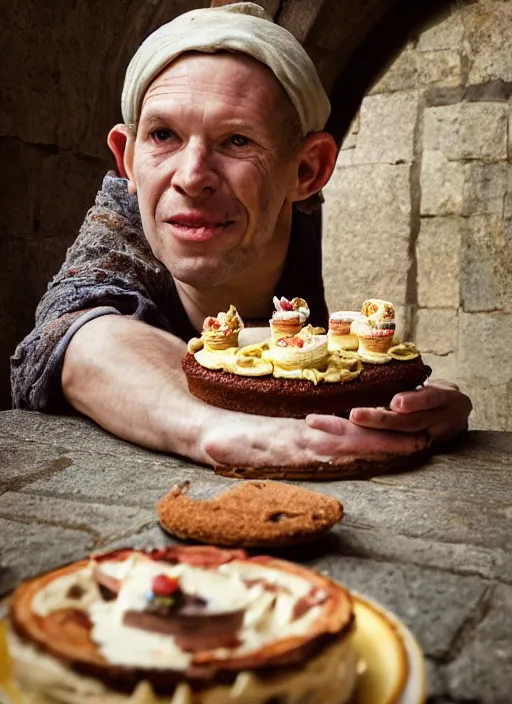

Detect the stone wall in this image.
[323,0,512,431]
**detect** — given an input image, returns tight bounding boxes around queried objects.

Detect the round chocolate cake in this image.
[182,297,431,419]
[183,353,431,419]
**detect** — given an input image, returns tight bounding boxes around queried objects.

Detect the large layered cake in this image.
[183,297,431,419]
[7,546,357,704]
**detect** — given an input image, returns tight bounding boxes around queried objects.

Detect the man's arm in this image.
[62,314,431,468]
[10,172,171,412]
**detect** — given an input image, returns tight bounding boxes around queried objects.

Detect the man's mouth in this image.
[167,215,235,242]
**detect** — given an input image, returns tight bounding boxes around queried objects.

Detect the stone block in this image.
[459,312,512,385]
[421,352,461,385]
[0,0,130,155]
[445,584,512,703]
[335,149,354,167]
[425,659,447,699]
[0,138,35,236]
[323,164,411,308]
[0,492,155,544]
[340,112,360,151]
[311,554,487,659]
[0,139,109,243]
[19,447,234,510]
[465,2,512,84]
[462,162,507,216]
[417,10,464,51]
[423,104,508,160]
[420,150,466,216]
[103,525,178,554]
[367,444,512,514]
[416,216,462,307]
[416,50,462,88]
[329,522,507,586]
[36,152,109,241]
[0,411,167,459]
[372,47,462,95]
[0,518,91,597]
[461,380,512,432]
[0,438,73,493]
[460,214,507,313]
[415,308,458,356]
[304,476,511,560]
[370,48,418,94]
[352,91,419,165]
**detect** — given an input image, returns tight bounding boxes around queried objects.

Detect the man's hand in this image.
[200,413,429,468]
[335,381,472,446]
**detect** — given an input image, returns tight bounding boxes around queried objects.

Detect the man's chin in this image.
[169,262,240,289]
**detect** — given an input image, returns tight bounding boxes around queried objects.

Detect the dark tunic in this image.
[10,172,328,412]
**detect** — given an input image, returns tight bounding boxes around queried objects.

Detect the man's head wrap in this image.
[121,2,331,135]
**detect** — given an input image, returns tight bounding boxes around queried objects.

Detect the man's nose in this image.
[171,140,217,198]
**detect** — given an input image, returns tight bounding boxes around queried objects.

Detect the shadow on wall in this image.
[0,0,451,411]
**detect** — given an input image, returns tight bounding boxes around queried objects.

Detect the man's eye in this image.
[228,134,250,147]
[151,129,174,142]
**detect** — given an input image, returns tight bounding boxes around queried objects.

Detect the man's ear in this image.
[291,132,338,204]
[107,124,137,194]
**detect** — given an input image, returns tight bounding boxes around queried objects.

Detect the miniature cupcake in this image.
[270,296,310,344]
[272,334,329,371]
[328,311,364,351]
[352,299,396,363]
[202,305,244,350]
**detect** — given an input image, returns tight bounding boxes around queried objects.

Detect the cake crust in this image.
[183,353,432,418]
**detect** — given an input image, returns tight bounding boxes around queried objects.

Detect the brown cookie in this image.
[157,480,343,548]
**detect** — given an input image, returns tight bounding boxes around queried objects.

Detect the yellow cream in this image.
[194,344,273,377]
[388,343,420,361]
[191,299,423,378]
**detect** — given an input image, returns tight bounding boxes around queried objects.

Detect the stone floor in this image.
[1,410,511,703]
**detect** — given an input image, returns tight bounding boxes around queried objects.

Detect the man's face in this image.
[129,53,300,287]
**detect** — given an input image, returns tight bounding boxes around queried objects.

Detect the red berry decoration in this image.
[152,574,180,597]
[286,336,304,348]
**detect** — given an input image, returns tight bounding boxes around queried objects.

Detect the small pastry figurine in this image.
[201,305,244,350]
[352,299,396,364]
[328,311,364,352]
[270,296,310,344]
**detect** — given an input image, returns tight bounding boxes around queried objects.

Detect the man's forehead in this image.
[141,52,289,115]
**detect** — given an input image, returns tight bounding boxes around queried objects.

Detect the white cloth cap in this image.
[121,2,331,134]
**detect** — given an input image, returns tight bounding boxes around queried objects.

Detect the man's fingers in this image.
[350,406,440,433]
[305,414,349,435]
[306,414,428,455]
[390,384,456,413]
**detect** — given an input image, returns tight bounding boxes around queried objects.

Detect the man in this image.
[11,3,471,469]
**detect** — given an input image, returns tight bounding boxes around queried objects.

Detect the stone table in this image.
[1,410,511,703]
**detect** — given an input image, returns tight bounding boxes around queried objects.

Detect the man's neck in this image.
[175,212,292,332]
